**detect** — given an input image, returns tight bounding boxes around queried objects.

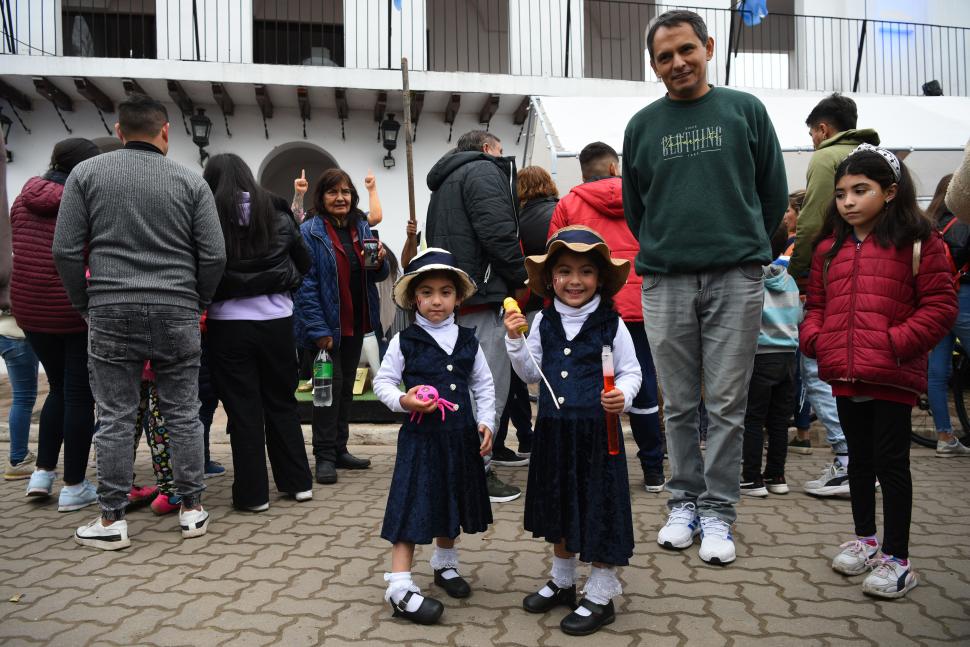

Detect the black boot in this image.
[560,598,615,636]
[522,580,576,613]
[335,452,371,469]
[389,591,444,625]
[315,461,337,484]
[434,568,471,598]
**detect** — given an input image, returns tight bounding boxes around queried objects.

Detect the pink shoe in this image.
[128,485,159,506]
[150,493,181,516]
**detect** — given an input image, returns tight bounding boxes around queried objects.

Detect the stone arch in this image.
[257,141,339,205]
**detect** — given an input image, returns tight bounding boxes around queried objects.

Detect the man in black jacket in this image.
[426,130,527,503]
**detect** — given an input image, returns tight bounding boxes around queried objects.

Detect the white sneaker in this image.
[656,502,700,550]
[936,438,970,457]
[862,556,918,599]
[804,458,850,497]
[831,538,880,575]
[179,507,210,538]
[698,517,736,565]
[75,517,131,550]
[294,490,313,502]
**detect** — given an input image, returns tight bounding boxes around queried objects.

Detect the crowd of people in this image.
[2,7,970,637]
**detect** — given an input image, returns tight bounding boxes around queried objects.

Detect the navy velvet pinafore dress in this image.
[380,324,493,545]
[524,300,635,565]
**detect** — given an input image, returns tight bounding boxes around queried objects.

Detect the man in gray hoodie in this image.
[54,94,226,550]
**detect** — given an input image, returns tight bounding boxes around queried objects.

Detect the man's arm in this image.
[463,165,527,287]
[789,156,835,280]
[192,183,227,308]
[622,128,644,241]
[52,172,92,314]
[753,103,788,244]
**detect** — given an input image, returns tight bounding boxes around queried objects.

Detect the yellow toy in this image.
[503,297,529,334]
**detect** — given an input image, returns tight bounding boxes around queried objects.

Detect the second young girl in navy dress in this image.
[504,226,641,636]
[373,248,495,625]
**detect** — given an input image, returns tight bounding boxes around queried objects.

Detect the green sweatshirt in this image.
[787,128,880,279]
[622,87,789,274]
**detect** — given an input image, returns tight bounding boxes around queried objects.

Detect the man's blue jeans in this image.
[799,352,847,454]
[642,264,764,524]
[0,335,39,464]
[928,283,970,433]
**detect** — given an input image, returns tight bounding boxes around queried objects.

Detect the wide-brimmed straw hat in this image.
[393,247,478,309]
[525,225,631,299]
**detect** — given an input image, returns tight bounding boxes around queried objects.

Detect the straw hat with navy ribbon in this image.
[393,248,478,309]
[525,225,631,299]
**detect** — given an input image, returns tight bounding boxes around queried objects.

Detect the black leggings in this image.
[836,397,912,559]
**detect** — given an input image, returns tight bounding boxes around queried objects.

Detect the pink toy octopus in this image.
[409,385,459,423]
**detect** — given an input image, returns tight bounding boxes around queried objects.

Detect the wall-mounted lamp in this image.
[380,113,400,169]
[1,107,13,163]
[189,108,213,166]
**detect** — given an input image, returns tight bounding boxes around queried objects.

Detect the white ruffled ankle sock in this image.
[384,571,424,612]
[430,546,460,580]
[575,566,622,616]
[538,555,577,598]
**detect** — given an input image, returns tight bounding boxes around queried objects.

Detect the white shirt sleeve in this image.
[505,312,545,384]
[611,322,643,412]
[373,334,407,413]
[469,347,496,432]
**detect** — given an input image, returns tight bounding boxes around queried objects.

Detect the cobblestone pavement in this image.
[1,443,968,646]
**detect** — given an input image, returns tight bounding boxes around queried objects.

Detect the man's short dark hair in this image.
[456,130,500,153]
[118,93,169,138]
[646,10,709,60]
[579,142,619,179]
[805,93,858,132]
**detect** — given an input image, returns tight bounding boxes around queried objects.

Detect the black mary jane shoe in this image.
[560,598,615,636]
[434,568,471,598]
[335,452,371,470]
[522,580,577,614]
[389,591,444,625]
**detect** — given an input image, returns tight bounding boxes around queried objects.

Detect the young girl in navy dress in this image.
[504,226,641,636]
[373,248,495,625]
[801,145,957,598]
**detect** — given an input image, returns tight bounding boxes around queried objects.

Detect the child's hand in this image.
[601,388,625,414]
[504,311,528,339]
[478,424,493,456]
[399,385,438,414]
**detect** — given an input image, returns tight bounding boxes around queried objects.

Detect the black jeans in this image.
[207,317,313,508]
[496,372,533,451]
[742,352,795,482]
[836,397,912,559]
[24,330,94,484]
[311,334,364,464]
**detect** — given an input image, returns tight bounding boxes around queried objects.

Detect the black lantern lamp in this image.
[1,107,12,163]
[380,113,400,169]
[189,108,213,166]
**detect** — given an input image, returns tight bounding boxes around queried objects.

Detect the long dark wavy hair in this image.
[311,168,364,225]
[203,153,276,262]
[926,174,953,225]
[813,150,930,268]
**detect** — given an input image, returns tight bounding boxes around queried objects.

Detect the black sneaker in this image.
[740,480,768,497]
[491,446,529,467]
[516,438,533,458]
[764,475,790,494]
[788,436,813,455]
[486,471,521,503]
[643,471,665,493]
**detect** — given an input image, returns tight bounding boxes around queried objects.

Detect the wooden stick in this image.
[401,57,416,224]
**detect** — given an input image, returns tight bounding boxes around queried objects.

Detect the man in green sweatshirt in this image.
[622,10,788,567]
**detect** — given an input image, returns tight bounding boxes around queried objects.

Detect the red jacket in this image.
[548,177,642,321]
[800,231,957,404]
[10,176,87,335]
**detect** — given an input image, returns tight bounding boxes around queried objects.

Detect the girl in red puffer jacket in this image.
[800,145,957,600]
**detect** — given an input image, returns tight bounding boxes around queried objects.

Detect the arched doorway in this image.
[258,141,338,205]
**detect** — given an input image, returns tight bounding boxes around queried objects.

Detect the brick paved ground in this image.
[1,438,968,646]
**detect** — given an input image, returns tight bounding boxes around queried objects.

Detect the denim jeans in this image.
[642,264,764,524]
[0,335,39,464]
[799,352,847,454]
[87,305,205,520]
[792,350,813,429]
[927,283,970,432]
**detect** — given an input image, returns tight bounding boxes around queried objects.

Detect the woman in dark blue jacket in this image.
[295,169,388,484]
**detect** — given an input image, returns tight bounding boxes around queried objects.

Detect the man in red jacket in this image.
[548,142,664,491]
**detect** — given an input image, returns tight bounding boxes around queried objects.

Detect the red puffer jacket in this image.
[800,231,957,402]
[10,176,87,334]
[548,177,642,321]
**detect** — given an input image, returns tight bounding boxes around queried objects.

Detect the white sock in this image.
[576,566,621,616]
[384,572,423,612]
[539,555,577,597]
[430,546,460,579]
[836,454,849,468]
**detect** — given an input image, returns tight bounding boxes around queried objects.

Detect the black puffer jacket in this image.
[939,210,970,284]
[426,151,527,306]
[213,197,311,301]
[519,196,558,257]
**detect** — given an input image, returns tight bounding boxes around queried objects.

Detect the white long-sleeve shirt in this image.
[505,295,642,411]
[373,313,496,432]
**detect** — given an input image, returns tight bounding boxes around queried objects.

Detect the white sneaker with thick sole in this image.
[698,517,736,565]
[657,502,700,550]
[179,507,210,538]
[75,517,131,550]
[862,556,919,599]
[294,490,313,502]
[936,438,970,457]
[804,458,850,497]
[831,538,880,576]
